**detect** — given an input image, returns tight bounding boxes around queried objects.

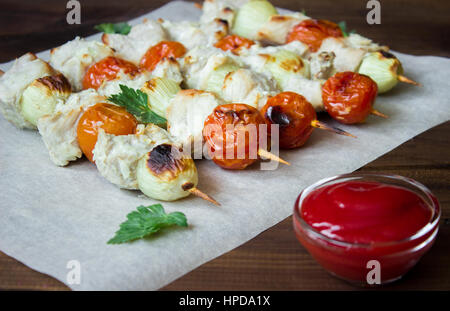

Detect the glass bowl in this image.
[293,173,441,286]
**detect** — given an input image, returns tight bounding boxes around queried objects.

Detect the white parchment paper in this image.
[0,1,449,290]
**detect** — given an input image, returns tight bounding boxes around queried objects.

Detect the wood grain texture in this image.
[0,0,448,291]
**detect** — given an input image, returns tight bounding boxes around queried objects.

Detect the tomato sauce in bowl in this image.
[293,173,440,286]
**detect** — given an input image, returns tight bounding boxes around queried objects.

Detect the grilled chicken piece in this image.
[310,51,336,80]
[318,37,366,73]
[161,18,229,51]
[93,124,173,190]
[151,57,184,84]
[200,0,249,25]
[222,68,278,109]
[167,89,224,157]
[345,33,389,53]
[97,70,153,98]
[181,46,242,90]
[282,75,325,111]
[37,89,106,166]
[50,37,113,91]
[256,13,309,45]
[102,19,167,65]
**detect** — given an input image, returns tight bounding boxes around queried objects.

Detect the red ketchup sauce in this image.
[293,176,440,285]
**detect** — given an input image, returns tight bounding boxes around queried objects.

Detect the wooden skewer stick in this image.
[182,182,221,206]
[311,120,357,138]
[194,2,203,9]
[398,75,421,86]
[371,109,389,119]
[258,149,291,166]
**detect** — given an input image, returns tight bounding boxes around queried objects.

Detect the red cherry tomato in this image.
[261,92,316,149]
[77,103,138,162]
[203,104,267,170]
[214,35,255,55]
[140,41,187,72]
[286,19,343,52]
[83,56,139,90]
[322,72,378,124]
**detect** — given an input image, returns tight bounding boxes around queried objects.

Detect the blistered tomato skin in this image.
[77,103,138,162]
[203,104,267,170]
[140,41,187,72]
[214,35,255,55]
[261,92,316,149]
[286,19,343,52]
[82,56,139,90]
[322,72,378,124]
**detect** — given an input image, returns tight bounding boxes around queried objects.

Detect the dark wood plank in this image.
[0,0,448,290]
[0,0,448,62]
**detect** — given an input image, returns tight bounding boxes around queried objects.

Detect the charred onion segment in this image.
[261,92,355,149]
[286,19,343,52]
[77,103,138,162]
[358,50,420,93]
[21,73,72,126]
[140,41,187,72]
[139,144,220,205]
[37,74,72,94]
[322,72,381,124]
[146,144,188,180]
[214,35,255,55]
[203,103,268,170]
[82,56,139,90]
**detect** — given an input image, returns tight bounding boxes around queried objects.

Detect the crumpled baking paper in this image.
[0,1,449,290]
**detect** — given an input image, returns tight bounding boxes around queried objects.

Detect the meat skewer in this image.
[200,0,419,95]
[0,1,420,209]
[77,109,221,205]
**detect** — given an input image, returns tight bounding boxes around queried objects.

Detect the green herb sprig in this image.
[338,21,356,37]
[108,85,167,126]
[94,22,132,35]
[108,204,188,244]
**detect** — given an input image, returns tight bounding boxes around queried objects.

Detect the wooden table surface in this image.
[0,0,448,291]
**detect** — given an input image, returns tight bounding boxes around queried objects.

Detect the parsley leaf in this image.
[94,22,132,35]
[108,85,167,126]
[108,204,188,244]
[338,21,356,37]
